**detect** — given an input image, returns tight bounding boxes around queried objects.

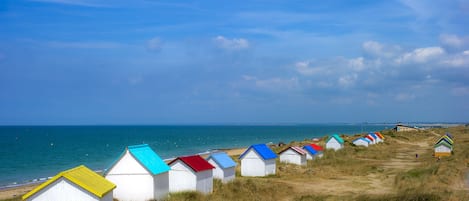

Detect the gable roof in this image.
[169,155,215,172]
[23,165,115,200]
[365,135,375,142]
[434,141,453,150]
[326,134,344,144]
[435,137,453,146]
[310,144,324,151]
[445,133,453,139]
[303,145,318,155]
[107,144,170,175]
[206,152,237,169]
[441,135,454,144]
[374,132,385,139]
[369,133,378,139]
[353,137,370,143]
[279,146,307,155]
[239,144,277,160]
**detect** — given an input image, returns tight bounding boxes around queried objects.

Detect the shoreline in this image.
[0,146,249,200]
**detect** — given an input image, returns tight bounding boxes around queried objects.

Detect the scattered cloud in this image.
[395,46,445,64]
[146,37,162,52]
[213,36,249,50]
[338,73,358,88]
[440,34,466,49]
[348,57,365,71]
[362,41,400,58]
[295,61,324,76]
[442,50,469,67]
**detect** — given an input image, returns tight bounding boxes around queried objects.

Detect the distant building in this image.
[206,152,236,183]
[239,144,277,177]
[23,165,115,201]
[303,145,318,160]
[279,146,307,166]
[434,141,452,157]
[310,144,324,158]
[394,124,419,132]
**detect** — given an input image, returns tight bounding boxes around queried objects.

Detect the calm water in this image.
[0,124,388,187]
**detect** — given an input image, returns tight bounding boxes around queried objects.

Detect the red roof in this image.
[365,135,374,141]
[310,144,323,151]
[168,155,214,172]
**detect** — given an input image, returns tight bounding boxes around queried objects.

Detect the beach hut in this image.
[374,132,385,142]
[22,165,115,201]
[279,146,307,165]
[445,133,453,139]
[239,144,277,177]
[435,137,453,146]
[104,144,170,201]
[206,152,237,183]
[352,137,370,147]
[310,144,324,158]
[369,133,382,143]
[325,134,344,150]
[168,155,215,194]
[365,135,376,145]
[434,141,452,157]
[303,145,318,160]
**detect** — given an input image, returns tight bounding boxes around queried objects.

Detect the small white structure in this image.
[105,144,170,201]
[325,134,344,151]
[303,145,317,160]
[434,141,452,157]
[365,135,376,145]
[22,165,115,201]
[206,152,237,183]
[369,133,382,143]
[353,137,370,147]
[168,155,215,194]
[239,144,277,177]
[279,146,307,165]
[310,144,324,158]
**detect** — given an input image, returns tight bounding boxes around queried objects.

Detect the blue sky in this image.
[0,0,468,125]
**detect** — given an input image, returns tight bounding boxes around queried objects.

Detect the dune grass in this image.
[3,126,469,201]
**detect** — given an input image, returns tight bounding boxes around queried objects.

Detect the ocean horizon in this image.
[1,124,392,188]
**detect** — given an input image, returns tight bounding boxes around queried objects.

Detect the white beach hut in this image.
[206,152,237,183]
[434,141,452,157]
[353,137,370,147]
[325,134,344,151]
[365,135,376,145]
[168,155,215,194]
[279,146,307,165]
[22,165,115,201]
[239,144,277,177]
[303,145,318,160]
[370,133,382,143]
[104,144,170,201]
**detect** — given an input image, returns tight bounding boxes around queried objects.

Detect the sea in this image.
[0,124,390,188]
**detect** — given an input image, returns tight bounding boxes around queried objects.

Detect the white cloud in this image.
[362,41,400,58]
[348,57,365,71]
[338,74,358,88]
[46,41,122,49]
[213,36,249,50]
[440,34,465,48]
[295,61,323,76]
[146,37,162,52]
[395,46,445,64]
[442,50,469,67]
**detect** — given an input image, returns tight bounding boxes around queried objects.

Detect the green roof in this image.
[434,141,453,150]
[327,134,344,144]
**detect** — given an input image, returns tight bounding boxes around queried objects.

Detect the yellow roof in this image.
[22,165,116,200]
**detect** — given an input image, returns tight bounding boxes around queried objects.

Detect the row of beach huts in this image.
[22,133,383,201]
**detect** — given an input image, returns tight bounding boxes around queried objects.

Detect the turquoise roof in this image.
[127,144,170,175]
[327,134,344,144]
[207,152,237,169]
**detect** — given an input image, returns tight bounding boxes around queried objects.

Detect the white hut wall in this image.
[169,161,197,192]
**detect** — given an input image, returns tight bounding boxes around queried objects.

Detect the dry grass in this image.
[3,126,469,201]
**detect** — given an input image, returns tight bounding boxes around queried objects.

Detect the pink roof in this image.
[279,146,307,155]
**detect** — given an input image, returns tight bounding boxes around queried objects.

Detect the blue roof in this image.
[303,145,317,155]
[127,144,170,175]
[207,152,237,169]
[239,144,277,160]
[353,137,371,143]
[369,133,378,139]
